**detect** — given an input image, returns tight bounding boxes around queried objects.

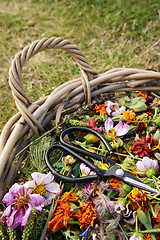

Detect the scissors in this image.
[45,126,158,194]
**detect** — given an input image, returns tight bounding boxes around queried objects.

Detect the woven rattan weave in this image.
[0,37,160,202]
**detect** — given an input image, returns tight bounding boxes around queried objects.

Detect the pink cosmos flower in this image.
[105,117,130,138]
[24,172,60,205]
[105,100,126,117]
[129,233,143,240]
[0,183,44,230]
[136,157,159,178]
[80,163,96,176]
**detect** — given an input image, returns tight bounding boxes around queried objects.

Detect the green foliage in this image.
[137,208,156,240]
[21,135,57,176]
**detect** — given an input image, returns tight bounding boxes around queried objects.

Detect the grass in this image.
[0,0,160,133]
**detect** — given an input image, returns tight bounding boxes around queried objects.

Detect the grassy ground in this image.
[0,0,160,133]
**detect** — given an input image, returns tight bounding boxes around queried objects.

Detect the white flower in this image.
[80,163,96,176]
[105,100,126,117]
[24,172,60,205]
[129,233,143,240]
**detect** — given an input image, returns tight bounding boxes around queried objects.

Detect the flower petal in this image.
[0,205,11,221]
[114,121,123,133]
[105,118,113,134]
[45,182,60,194]
[43,172,54,185]
[29,193,44,209]
[10,208,25,230]
[2,192,14,206]
[21,203,32,226]
[116,123,130,136]
[142,157,152,169]
[6,207,18,227]
[31,172,45,185]
[136,161,146,172]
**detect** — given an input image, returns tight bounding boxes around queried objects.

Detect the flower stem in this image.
[40,165,75,240]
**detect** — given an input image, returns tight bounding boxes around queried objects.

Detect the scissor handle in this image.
[60,126,114,163]
[45,144,104,183]
[45,126,115,183]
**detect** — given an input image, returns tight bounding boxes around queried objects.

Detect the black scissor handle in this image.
[45,144,101,183]
[45,127,115,183]
[60,126,114,166]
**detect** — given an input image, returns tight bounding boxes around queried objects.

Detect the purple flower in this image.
[105,117,130,140]
[24,172,60,205]
[136,157,159,178]
[105,100,126,117]
[0,183,44,229]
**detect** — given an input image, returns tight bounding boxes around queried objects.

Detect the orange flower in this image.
[145,233,160,240]
[127,188,149,212]
[122,111,136,121]
[109,178,122,190]
[93,104,107,116]
[48,192,79,232]
[78,201,97,228]
[137,91,148,99]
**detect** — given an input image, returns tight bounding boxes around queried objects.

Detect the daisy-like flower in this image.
[105,117,130,140]
[24,172,60,205]
[105,100,126,117]
[136,157,159,178]
[0,183,44,230]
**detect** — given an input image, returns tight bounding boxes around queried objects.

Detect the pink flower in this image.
[80,163,96,176]
[129,233,143,240]
[136,157,159,178]
[105,117,130,139]
[105,100,126,117]
[24,172,60,205]
[0,183,44,229]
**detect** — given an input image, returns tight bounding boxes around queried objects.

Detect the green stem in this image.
[118,222,128,240]
[74,141,142,161]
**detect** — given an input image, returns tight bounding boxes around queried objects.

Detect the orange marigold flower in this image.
[109,178,122,190]
[48,192,79,232]
[137,91,148,99]
[145,233,160,240]
[78,201,98,228]
[127,188,149,212]
[122,111,136,121]
[93,104,107,116]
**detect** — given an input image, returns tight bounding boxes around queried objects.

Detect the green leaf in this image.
[137,208,156,240]
[150,204,159,218]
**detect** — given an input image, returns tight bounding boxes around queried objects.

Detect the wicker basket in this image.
[1,36,160,203]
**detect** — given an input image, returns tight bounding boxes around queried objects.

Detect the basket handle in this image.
[9,37,97,133]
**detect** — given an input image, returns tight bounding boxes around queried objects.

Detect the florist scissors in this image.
[45,126,158,194]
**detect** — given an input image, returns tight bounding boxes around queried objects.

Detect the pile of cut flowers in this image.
[1,91,160,240]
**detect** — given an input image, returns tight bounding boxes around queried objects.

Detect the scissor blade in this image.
[104,165,158,194]
[123,175,158,194]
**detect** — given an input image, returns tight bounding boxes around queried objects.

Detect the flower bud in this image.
[84,133,99,144]
[136,157,159,178]
[110,138,123,149]
[129,233,144,240]
[154,116,160,126]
